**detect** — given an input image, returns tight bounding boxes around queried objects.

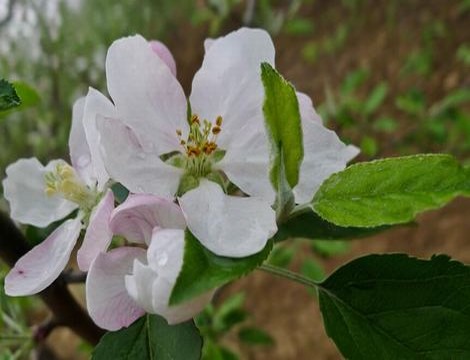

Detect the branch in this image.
[0,211,105,345]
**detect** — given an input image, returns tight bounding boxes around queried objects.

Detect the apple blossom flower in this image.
[86,194,212,330]
[2,94,116,296]
[89,28,356,258]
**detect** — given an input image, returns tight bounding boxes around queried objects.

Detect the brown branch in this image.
[0,211,105,345]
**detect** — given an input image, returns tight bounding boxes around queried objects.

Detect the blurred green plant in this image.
[0,265,36,360]
[196,292,274,360]
[319,68,391,157]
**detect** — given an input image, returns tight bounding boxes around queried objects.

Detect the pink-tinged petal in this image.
[77,190,115,271]
[294,120,360,204]
[149,40,177,77]
[82,87,116,190]
[5,218,82,296]
[297,92,322,124]
[86,247,146,331]
[106,35,188,155]
[96,117,182,198]
[179,181,277,258]
[110,194,186,245]
[216,127,274,203]
[190,28,275,150]
[69,97,95,185]
[125,229,213,324]
[2,158,78,227]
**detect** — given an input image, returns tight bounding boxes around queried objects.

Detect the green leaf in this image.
[364,82,388,115]
[261,62,303,190]
[318,254,470,360]
[12,82,40,109]
[92,314,202,360]
[0,80,21,112]
[238,327,274,346]
[274,208,390,242]
[170,231,272,305]
[313,154,470,227]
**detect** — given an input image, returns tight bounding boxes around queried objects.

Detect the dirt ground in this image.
[41,1,470,359]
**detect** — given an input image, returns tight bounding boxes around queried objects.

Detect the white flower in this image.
[3,93,116,296]
[90,28,357,258]
[86,194,213,330]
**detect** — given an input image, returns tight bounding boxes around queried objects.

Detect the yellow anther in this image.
[176,129,182,137]
[216,116,223,126]
[191,114,200,125]
[45,186,57,196]
[212,126,221,135]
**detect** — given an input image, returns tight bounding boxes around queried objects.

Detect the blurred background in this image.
[1,0,469,359]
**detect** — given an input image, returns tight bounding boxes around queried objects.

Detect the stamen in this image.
[175,114,224,177]
[44,163,95,208]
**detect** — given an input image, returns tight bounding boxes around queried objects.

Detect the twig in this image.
[62,270,87,284]
[0,211,105,345]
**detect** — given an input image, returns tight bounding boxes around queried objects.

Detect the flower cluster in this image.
[2,28,358,330]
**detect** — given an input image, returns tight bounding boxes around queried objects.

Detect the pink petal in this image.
[86,247,146,331]
[69,97,95,185]
[293,117,360,204]
[149,40,177,77]
[110,194,186,245]
[125,229,214,325]
[82,87,116,190]
[5,218,82,296]
[179,181,277,258]
[77,190,115,271]
[96,117,182,198]
[190,28,275,150]
[105,35,188,155]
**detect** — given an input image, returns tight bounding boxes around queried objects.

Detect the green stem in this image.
[258,264,319,289]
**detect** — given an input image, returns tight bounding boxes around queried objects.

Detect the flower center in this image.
[176,114,223,177]
[44,163,96,209]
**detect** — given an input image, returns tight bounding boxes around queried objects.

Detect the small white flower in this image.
[86,195,213,330]
[3,95,115,296]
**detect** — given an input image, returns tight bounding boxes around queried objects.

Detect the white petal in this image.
[297,92,322,124]
[149,40,177,76]
[5,218,82,296]
[86,247,146,331]
[294,119,360,204]
[179,181,277,258]
[203,38,215,52]
[125,260,157,314]
[190,28,275,149]
[2,158,78,227]
[217,127,274,203]
[82,87,116,190]
[69,97,95,185]
[77,190,115,271]
[106,35,188,155]
[110,194,186,245]
[96,117,182,198]
[125,229,213,324]
[152,277,213,325]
